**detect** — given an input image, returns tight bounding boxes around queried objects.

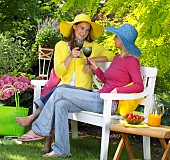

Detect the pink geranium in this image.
[0,75,33,107]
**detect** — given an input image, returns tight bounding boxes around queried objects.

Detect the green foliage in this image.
[0,32,37,75]
[158,92,170,126]
[0,0,40,46]
[100,0,170,125]
[35,17,63,48]
[9,70,37,80]
[100,0,141,21]
[0,0,64,51]
[124,0,170,93]
[100,0,170,93]
[52,0,102,17]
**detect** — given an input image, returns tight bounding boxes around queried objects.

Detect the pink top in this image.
[94,54,144,93]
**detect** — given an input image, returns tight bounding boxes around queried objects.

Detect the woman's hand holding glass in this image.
[71,47,81,58]
[88,58,98,70]
[84,65,92,73]
[74,40,84,58]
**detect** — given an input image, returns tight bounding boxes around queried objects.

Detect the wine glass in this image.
[82,46,92,65]
[74,40,84,58]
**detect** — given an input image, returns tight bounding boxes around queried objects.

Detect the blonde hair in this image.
[119,46,138,59]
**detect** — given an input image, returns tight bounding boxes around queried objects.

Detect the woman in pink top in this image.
[18,23,144,158]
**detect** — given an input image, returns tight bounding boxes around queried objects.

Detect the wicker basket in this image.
[0,106,29,136]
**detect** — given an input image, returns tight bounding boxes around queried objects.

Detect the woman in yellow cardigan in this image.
[16,13,114,151]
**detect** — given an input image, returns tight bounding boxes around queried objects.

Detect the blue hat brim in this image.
[104,26,141,57]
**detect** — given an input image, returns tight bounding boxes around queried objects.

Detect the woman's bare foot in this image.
[16,107,41,126]
[41,145,51,153]
[18,130,44,142]
[41,137,52,153]
[16,115,34,126]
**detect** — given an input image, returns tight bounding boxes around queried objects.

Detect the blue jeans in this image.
[32,87,104,156]
[35,84,92,110]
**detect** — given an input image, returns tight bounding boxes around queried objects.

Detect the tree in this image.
[100,0,170,93]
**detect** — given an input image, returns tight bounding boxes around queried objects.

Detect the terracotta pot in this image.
[38,46,54,59]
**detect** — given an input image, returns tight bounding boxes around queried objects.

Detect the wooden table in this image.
[110,122,170,160]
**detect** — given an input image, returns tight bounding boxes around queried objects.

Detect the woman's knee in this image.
[55,100,68,114]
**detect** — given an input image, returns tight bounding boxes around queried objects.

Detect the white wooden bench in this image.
[31,62,157,160]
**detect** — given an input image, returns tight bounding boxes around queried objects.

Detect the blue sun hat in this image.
[104,24,141,57]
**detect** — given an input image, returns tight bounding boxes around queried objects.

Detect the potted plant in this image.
[35,17,63,58]
[0,74,33,136]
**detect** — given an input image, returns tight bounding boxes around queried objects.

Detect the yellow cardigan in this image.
[54,40,114,90]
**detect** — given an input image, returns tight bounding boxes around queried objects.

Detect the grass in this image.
[0,133,164,160]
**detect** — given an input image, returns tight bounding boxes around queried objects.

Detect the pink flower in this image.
[13,82,29,92]
[0,74,32,103]
[0,80,5,90]
[10,76,18,84]
[1,89,15,100]
[18,76,31,84]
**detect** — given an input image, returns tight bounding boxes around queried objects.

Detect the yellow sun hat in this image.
[59,14,104,40]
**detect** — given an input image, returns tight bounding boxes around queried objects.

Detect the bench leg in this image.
[71,120,78,139]
[100,126,110,160]
[143,136,151,160]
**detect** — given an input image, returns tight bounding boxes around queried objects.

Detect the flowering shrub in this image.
[0,74,34,107]
[35,17,63,48]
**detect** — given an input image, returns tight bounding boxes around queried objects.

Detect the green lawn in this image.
[0,134,163,160]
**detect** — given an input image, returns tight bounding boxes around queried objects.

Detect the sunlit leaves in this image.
[52,0,101,17]
[101,0,170,93]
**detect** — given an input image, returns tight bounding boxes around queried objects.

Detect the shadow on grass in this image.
[0,134,163,160]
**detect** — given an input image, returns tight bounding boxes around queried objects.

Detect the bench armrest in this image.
[31,80,48,112]
[100,87,151,121]
[31,80,47,86]
[100,87,151,101]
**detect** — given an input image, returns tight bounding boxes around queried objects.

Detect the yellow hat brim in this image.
[59,14,104,40]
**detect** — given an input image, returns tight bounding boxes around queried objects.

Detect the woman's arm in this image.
[116,57,144,93]
[91,56,109,62]
[84,56,108,73]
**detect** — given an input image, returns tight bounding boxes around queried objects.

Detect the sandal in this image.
[18,134,44,142]
[43,151,59,158]
[43,151,71,158]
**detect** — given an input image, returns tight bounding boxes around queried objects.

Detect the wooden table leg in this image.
[113,137,124,160]
[121,133,135,160]
[160,138,167,150]
[161,140,170,160]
